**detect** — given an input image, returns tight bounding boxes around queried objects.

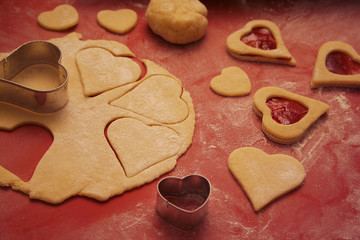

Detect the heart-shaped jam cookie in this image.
[311,41,360,88]
[37,4,79,31]
[210,66,251,96]
[253,87,329,144]
[156,175,211,230]
[226,20,296,66]
[97,9,138,34]
[228,147,306,211]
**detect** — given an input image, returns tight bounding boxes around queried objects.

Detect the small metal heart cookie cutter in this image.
[0,40,68,113]
[156,174,211,230]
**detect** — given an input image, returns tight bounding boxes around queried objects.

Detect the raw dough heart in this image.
[0,33,195,204]
[210,66,251,96]
[110,75,189,124]
[253,87,329,144]
[97,9,137,34]
[228,147,306,211]
[311,41,360,88]
[107,118,181,177]
[226,20,296,66]
[37,4,79,31]
[76,48,141,96]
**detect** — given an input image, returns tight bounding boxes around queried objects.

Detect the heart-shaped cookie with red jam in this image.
[156,175,211,230]
[253,87,329,144]
[311,41,360,88]
[226,20,296,66]
[210,66,251,96]
[37,4,79,31]
[228,147,305,211]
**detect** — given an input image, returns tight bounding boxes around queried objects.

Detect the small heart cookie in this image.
[97,9,137,34]
[226,20,296,66]
[228,147,306,211]
[37,4,79,31]
[253,87,329,144]
[311,41,360,88]
[210,66,251,96]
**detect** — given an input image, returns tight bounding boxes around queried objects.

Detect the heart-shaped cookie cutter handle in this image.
[156,174,211,230]
[0,41,68,113]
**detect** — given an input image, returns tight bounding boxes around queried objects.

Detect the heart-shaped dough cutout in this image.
[210,66,251,96]
[110,75,189,124]
[76,48,141,96]
[97,9,137,34]
[37,4,79,31]
[107,118,181,177]
[228,147,306,211]
[311,41,360,88]
[226,20,296,66]
[253,87,329,144]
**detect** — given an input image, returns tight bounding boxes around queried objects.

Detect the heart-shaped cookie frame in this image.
[156,175,211,230]
[253,87,329,144]
[228,147,306,211]
[226,20,296,66]
[311,41,360,88]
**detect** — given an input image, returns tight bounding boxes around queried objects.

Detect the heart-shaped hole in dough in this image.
[241,27,277,50]
[326,51,360,75]
[266,97,308,125]
[0,125,53,182]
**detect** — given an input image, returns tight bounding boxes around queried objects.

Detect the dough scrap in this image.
[37,4,79,31]
[311,41,360,88]
[97,9,138,34]
[0,33,195,204]
[228,147,306,211]
[226,20,296,66]
[210,66,251,96]
[145,0,208,44]
[253,87,329,144]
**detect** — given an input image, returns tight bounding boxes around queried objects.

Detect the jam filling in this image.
[266,97,308,125]
[241,28,277,50]
[326,52,360,75]
[165,194,206,211]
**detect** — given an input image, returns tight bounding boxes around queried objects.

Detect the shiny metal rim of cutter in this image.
[0,40,68,113]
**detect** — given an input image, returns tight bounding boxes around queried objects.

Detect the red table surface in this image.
[1,0,360,239]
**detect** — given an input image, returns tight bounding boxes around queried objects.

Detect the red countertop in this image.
[1,0,360,239]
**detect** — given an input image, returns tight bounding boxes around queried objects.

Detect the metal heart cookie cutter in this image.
[0,40,68,113]
[156,174,211,230]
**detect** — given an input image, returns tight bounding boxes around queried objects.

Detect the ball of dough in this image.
[145,0,208,44]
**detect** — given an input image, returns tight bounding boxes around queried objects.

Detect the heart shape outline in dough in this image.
[97,9,138,34]
[253,87,329,144]
[228,147,306,211]
[311,41,360,88]
[226,20,296,66]
[210,66,251,96]
[76,47,141,96]
[107,118,182,177]
[156,174,211,230]
[110,75,189,124]
[37,4,79,31]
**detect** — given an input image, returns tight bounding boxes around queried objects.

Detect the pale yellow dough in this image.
[38,4,79,31]
[311,41,360,88]
[0,33,195,204]
[145,0,208,44]
[253,87,329,144]
[210,66,251,96]
[228,147,306,211]
[226,20,296,66]
[97,9,138,34]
